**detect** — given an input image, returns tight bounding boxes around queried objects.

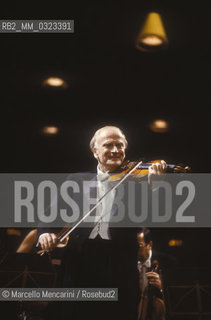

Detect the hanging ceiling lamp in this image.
[136,12,168,52]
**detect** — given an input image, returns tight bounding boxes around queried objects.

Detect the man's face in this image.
[93,128,126,172]
[137,232,152,263]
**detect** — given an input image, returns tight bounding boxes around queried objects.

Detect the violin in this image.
[138,259,166,320]
[108,159,190,182]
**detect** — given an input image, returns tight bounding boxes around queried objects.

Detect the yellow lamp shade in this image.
[136,12,168,52]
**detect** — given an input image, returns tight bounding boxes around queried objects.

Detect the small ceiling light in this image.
[168,239,183,247]
[7,229,21,236]
[42,126,59,135]
[136,12,168,52]
[149,119,169,133]
[43,77,67,88]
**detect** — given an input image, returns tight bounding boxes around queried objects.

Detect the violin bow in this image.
[39,160,143,255]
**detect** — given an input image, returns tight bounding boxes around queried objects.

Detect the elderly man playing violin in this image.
[38,125,167,320]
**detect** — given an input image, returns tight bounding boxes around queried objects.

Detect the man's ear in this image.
[148,241,153,249]
[93,148,98,159]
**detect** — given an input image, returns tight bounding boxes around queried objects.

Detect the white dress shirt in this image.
[89,167,116,240]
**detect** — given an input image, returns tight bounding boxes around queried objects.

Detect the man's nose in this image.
[111,145,118,152]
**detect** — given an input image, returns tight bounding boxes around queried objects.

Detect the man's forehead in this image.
[137,232,145,242]
[97,128,124,142]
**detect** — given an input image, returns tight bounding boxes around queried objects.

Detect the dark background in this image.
[0,2,210,315]
[0,0,210,173]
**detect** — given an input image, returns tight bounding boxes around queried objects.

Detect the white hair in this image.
[89,126,128,151]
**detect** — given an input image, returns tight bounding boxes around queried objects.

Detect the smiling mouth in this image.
[109,156,121,159]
